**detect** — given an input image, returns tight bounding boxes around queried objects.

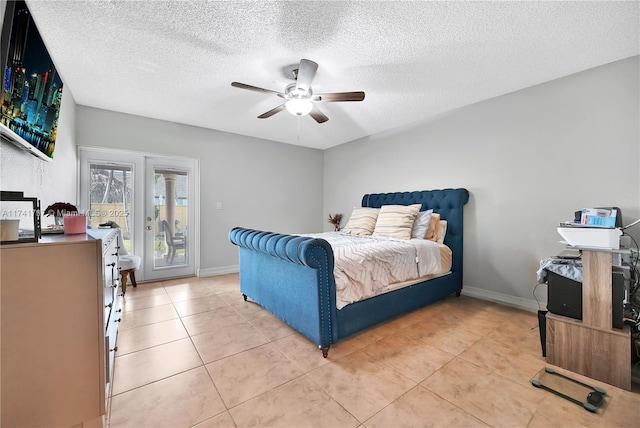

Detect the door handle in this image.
[146,216,152,221]
[146,225,152,231]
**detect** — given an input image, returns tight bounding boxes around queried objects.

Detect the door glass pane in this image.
[154,169,188,267]
[89,164,133,252]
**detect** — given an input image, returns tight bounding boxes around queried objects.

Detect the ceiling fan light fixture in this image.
[285,98,313,116]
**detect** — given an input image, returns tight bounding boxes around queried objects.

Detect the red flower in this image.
[43,202,78,216]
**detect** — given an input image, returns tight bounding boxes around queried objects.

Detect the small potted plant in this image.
[43,202,78,229]
[328,213,342,232]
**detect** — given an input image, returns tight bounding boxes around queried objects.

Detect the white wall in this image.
[75,107,324,273]
[0,0,78,227]
[324,56,640,309]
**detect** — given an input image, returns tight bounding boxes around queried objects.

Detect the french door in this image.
[79,148,198,282]
[143,156,197,280]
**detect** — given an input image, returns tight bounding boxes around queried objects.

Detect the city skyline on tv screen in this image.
[1,0,63,160]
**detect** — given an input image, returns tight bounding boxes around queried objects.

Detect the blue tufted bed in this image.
[228,188,469,357]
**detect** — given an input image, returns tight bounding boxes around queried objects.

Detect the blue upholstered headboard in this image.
[361,188,469,274]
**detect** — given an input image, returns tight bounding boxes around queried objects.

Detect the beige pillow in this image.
[342,207,380,235]
[372,204,421,240]
[436,220,448,244]
[425,212,441,241]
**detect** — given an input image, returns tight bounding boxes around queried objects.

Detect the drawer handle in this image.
[114,318,122,323]
[110,346,118,352]
[112,252,118,256]
[105,303,113,309]
[106,262,116,267]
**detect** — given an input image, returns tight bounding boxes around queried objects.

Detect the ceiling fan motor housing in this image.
[284,82,312,100]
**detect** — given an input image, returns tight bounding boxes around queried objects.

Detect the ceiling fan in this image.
[231,59,365,124]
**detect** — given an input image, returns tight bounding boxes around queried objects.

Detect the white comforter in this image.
[301,232,445,309]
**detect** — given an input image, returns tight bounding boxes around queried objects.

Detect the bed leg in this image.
[319,346,330,358]
[242,293,247,301]
[455,289,462,297]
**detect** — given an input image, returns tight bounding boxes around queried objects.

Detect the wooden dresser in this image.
[1,229,121,427]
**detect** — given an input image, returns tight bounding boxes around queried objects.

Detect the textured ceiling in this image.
[24,1,640,150]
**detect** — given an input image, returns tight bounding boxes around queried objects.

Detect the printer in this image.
[557,207,622,249]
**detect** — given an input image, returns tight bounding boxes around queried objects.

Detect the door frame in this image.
[78,146,200,282]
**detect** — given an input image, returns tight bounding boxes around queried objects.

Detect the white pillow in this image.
[342,207,380,235]
[372,204,421,240]
[411,209,433,239]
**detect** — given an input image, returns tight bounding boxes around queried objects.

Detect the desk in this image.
[545,248,631,390]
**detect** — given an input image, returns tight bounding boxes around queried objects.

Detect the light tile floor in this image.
[108,274,640,427]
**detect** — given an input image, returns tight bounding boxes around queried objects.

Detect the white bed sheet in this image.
[301,232,450,309]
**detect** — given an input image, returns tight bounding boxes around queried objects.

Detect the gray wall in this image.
[324,56,640,308]
[75,107,324,273]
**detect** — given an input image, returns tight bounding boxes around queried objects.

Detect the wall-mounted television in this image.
[1,0,63,162]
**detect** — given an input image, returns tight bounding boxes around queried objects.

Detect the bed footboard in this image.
[228,227,338,352]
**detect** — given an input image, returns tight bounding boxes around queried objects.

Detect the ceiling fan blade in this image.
[257,104,286,119]
[309,106,328,124]
[315,91,365,102]
[231,82,281,96]
[295,59,318,91]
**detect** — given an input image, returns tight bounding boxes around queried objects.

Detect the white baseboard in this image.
[461,284,547,314]
[197,265,239,278]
